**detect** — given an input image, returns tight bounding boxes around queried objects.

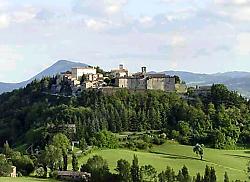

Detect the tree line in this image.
[0,78,249,150]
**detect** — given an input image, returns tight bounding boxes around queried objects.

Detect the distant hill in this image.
[161,71,250,97]
[1,60,250,97]
[0,60,88,93]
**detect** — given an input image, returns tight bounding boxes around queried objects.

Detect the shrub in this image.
[35,167,45,178]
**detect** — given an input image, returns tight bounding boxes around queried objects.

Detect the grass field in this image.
[0,177,58,182]
[78,142,249,181]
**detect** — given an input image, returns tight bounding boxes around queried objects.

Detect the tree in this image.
[158,166,175,182]
[140,165,157,182]
[210,167,217,182]
[81,155,110,182]
[203,166,210,182]
[52,133,70,171]
[72,153,79,171]
[248,161,250,180]
[195,173,202,182]
[0,154,12,177]
[3,141,12,157]
[43,145,63,171]
[116,159,131,182]
[176,170,184,182]
[131,155,140,182]
[79,138,88,151]
[193,144,204,160]
[12,154,34,176]
[181,165,191,182]
[224,172,229,182]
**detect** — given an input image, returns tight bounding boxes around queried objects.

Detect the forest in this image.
[0,77,249,150]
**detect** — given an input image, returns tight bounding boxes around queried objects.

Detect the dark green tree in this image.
[224,172,229,182]
[195,173,202,182]
[72,153,79,171]
[193,144,204,160]
[80,155,110,182]
[131,155,140,182]
[116,159,131,182]
[210,167,217,182]
[140,165,157,182]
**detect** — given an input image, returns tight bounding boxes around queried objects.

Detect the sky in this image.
[1,0,250,82]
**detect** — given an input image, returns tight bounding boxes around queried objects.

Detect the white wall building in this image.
[72,67,97,80]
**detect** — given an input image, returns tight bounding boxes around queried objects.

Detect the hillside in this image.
[0,60,88,93]
[162,71,250,97]
[77,142,248,181]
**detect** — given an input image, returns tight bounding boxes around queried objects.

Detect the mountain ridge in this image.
[1,60,250,97]
[0,60,88,93]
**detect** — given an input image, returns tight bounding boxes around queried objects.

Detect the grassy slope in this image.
[0,177,58,182]
[78,142,249,181]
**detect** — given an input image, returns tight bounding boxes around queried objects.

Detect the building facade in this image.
[72,67,97,80]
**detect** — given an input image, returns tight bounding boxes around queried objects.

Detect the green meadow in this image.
[78,142,249,181]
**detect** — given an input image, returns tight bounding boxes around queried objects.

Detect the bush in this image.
[0,154,12,177]
[81,155,110,182]
[50,170,58,179]
[12,154,35,176]
[152,136,165,145]
[35,167,45,178]
[91,130,119,149]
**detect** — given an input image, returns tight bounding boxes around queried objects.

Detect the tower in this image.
[142,67,147,75]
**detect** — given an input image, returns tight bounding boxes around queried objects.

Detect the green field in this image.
[0,177,58,182]
[78,142,249,181]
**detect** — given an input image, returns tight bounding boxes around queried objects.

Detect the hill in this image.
[77,142,248,181]
[0,60,88,93]
[162,71,250,97]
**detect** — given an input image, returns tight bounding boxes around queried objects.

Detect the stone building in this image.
[10,166,16,178]
[111,64,129,78]
[147,74,176,92]
[114,67,181,92]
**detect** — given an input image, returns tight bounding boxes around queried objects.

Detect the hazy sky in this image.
[1,0,250,82]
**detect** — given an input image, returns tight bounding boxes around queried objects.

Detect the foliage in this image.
[158,166,175,182]
[131,155,140,182]
[12,154,34,176]
[52,133,70,171]
[90,130,119,149]
[42,145,62,171]
[80,155,110,182]
[0,154,12,177]
[35,167,45,178]
[0,80,249,151]
[224,172,229,182]
[140,165,157,182]
[193,144,204,160]
[72,153,79,171]
[116,159,131,182]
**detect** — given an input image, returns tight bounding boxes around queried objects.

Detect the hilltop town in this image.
[51,64,188,96]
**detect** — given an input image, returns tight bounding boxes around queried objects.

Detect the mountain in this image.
[1,60,250,97]
[162,71,250,97]
[0,60,88,93]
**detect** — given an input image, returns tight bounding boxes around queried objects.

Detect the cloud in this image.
[0,14,10,28]
[0,45,23,72]
[11,6,38,23]
[84,18,112,31]
[235,33,250,55]
[72,0,127,17]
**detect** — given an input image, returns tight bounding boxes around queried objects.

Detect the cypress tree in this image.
[131,155,140,182]
[224,172,229,182]
[210,167,217,182]
[72,153,79,171]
